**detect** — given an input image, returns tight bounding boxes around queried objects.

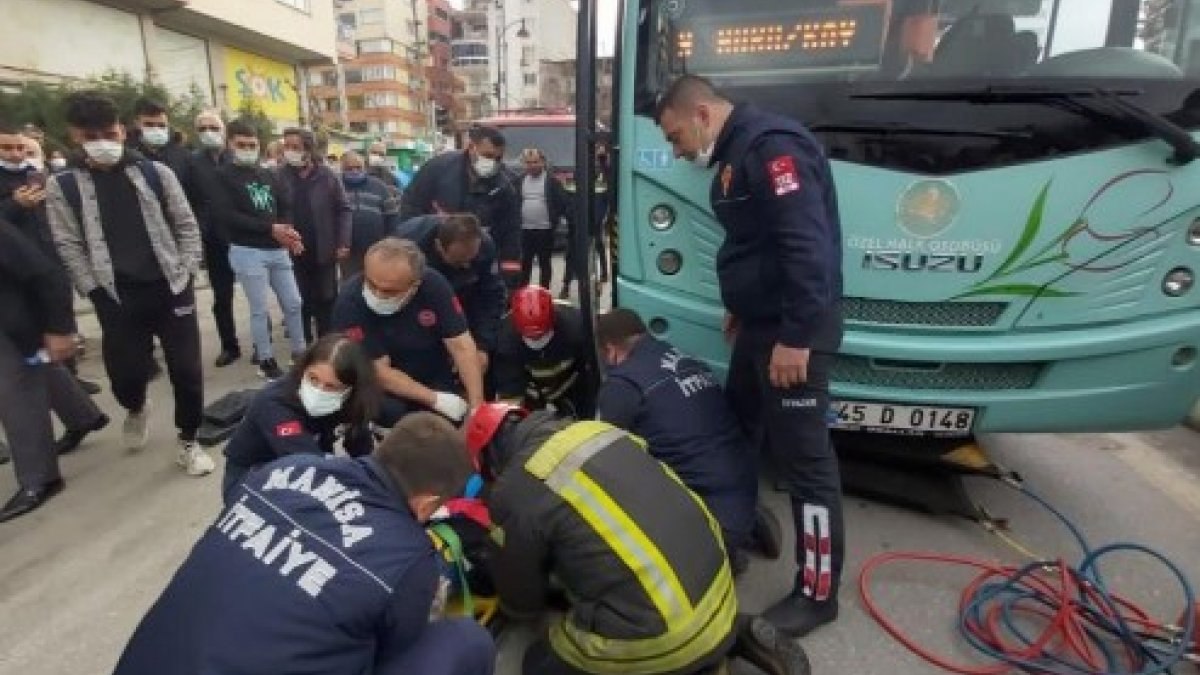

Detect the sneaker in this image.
[55,413,111,455]
[258,358,284,380]
[123,406,150,450]
[176,440,215,477]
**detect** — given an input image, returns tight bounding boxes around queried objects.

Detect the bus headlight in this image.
[649,204,675,231]
[1162,267,1195,296]
[1188,219,1200,246]
[657,249,683,275]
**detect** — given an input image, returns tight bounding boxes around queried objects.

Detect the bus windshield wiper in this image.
[852,86,1200,165]
[809,122,1031,140]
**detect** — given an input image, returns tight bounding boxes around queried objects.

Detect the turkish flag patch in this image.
[767,155,801,197]
[276,421,303,437]
[452,296,464,314]
[419,309,437,327]
[344,326,364,343]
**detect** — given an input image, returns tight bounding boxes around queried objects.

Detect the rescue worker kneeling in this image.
[112,413,496,675]
[494,285,594,417]
[221,333,379,503]
[465,404,810,675]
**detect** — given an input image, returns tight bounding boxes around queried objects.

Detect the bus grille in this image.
[833,356,1041,390]
[845,298,1008,327]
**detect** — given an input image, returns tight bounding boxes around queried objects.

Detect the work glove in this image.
[433,391,470,423]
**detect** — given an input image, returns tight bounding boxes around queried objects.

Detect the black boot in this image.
[731,615,812,675]
[0,479,65,523]
[762,592,839,638]
[214,348,242,368]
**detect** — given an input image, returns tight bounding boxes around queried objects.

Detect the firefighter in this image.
[463,403,810,675]
[654,74,846,637]
[595,308,781,573]
[493,285,594,418]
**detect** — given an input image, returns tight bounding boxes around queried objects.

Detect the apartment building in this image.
[0,0,338,131]
[307,0,431,143]
[451,0,577,124]
[427,0,466,132]
[539,56,613,126]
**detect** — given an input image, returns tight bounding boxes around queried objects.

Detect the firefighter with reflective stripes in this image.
[464,403,810,675]
[493,285,595,418]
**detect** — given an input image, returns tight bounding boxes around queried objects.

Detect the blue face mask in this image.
[343,170,367,184]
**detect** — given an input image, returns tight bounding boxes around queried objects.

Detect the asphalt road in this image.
[1,268,1197,675]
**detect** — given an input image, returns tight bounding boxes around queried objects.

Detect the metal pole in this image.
[1043,0,1063,57]
[573,0,600,415]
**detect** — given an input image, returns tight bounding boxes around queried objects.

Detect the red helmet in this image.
[510,286,555,338]
[464,403,528,471]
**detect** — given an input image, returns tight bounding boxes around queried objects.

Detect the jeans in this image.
[228,245,306,361]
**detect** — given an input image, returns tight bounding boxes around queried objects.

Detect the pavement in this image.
[1,262,1198,675]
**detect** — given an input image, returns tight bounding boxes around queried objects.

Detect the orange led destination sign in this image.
[678,5,885,71]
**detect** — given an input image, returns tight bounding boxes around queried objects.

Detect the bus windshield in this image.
[647,0,1200,84]
[636,0,1200,172]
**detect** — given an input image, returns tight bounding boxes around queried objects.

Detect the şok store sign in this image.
[224,46,299,122]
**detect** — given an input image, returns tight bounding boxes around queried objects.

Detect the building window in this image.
[343,69,363,84]
[435,7,449,20]
[362,65,397,81]
[524,73,537,86]
[359,8,384,25]
[358,38,395,54]
[365,92,400,108]
[522,45,536,64]
[276,0,309,11]
[350,122,370,133]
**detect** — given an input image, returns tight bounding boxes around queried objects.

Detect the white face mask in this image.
[142,127,170,148]
[199,130,225,149]
[26,158,44,172]
[522,331,554,350]
[0,160,24,172]
[362,285,415,316]
[49,157,67,171]
[299,379,349,418]
[284,149,307,167]
[234,149,260,166]
[83,140,124,167]
[473,156,498,178]
[368,154,387,167]
[262,158,278,169]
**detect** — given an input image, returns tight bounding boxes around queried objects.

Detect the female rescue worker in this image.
[221,333,379,502]
[464,403,810,675]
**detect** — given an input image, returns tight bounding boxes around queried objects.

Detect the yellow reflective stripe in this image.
[542,429,623,487]
[525,421,614,479]
[544,371,580,402]
[550,560,738,673]
[529,358,577,379]
[555,471,690,623]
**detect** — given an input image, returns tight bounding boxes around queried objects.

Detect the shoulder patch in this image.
[419,309,438,327]
[452,296,464,314]
[766,155,801,197]
[344,326,365,342]
[276,421,303,438]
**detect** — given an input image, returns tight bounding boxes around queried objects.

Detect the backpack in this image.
[54,160,168,225]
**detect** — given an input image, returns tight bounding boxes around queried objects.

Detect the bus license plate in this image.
[831,401,975,437]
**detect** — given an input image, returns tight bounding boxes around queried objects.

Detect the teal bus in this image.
[598,0,1200,436]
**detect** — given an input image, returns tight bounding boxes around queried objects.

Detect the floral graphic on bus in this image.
[950,169,1172,300]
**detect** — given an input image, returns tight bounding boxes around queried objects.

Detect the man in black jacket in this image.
[399,126,522,289]
[393,213,505,375]
[129,98,191,182]
[184,111,242,367]
[0,218,109,522]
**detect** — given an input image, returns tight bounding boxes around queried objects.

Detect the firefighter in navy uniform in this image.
[595,308,781,574]
[463,403,809,675]
[493,285,594,418]
[655,75,846,638]
[393,213,506,376]
[112,413,496,675]
[220,334,380,503]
